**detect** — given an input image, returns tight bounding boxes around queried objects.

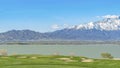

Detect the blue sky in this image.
[0,0,120,32]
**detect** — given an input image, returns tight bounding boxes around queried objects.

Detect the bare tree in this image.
[0,49,8,56]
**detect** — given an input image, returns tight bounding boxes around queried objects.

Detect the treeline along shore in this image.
[0,40,120,45]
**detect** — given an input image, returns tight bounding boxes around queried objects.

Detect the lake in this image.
[0,44,120,58]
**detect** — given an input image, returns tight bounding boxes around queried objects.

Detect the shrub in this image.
[101,52,113,59]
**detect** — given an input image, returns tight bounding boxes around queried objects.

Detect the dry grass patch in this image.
[81,58,94,62]
[57,58,76,62]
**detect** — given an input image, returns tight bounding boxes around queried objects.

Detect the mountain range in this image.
[1,15,120,41]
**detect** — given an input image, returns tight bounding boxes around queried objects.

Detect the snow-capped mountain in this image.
[48,15,120,41]
[69,15,120,31]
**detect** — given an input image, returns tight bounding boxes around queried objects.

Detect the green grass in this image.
[0,55,120,68]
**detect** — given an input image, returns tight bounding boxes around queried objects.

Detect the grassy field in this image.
[0,55,120,68]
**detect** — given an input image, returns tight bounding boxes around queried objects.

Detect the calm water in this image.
[0,44,120,58]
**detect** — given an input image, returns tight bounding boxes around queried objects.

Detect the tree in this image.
[101,53,113,59]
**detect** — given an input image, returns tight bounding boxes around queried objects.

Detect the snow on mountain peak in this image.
[69,15,120,31]
[102,15,120,19]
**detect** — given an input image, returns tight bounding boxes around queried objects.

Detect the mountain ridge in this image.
[1,15,120,41]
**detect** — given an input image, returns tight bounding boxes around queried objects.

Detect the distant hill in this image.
[0,30,48,41]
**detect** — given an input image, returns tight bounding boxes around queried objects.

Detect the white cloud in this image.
[102,15,120,19]
[51,24,71,30]
[51,24,60,29]
[63,24,69,28]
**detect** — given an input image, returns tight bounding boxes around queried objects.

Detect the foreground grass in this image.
[0,55,120,68]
